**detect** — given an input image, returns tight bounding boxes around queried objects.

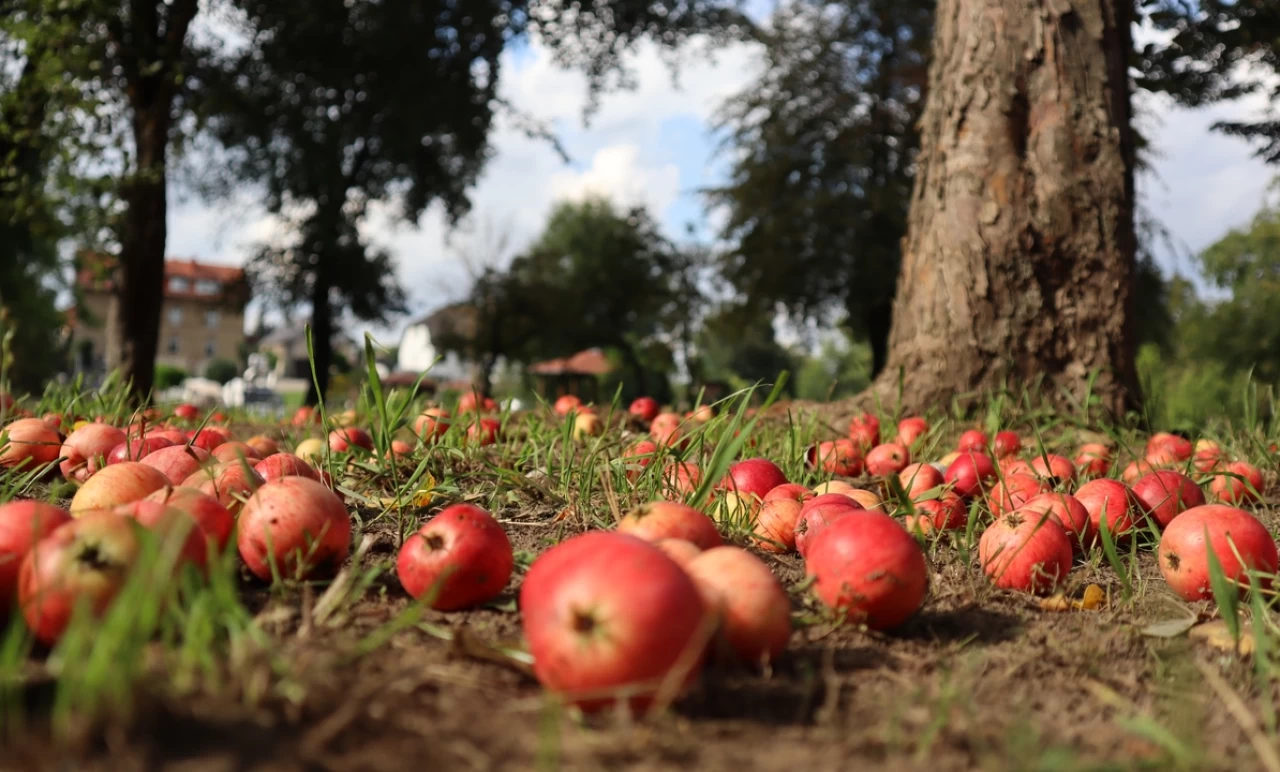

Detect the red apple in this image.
[69,462,170,514]
[896,416,928,447]
[106,436,176,465]
[466,417,500,446]
[897,463,944,500]
[173,403,199,421]
[1159,505,1277,601]
[957,429,988,453]
[144,486,235,550]
[913,491,968,530]
[253,452,321,483]
[1029,453,1076,484]
[59,424,128,482]
[553,394,583,416]
[944,451,997,499]
[686,547,791,665]
[519,531,709,713]
[751,498,803,553]
[617,500,722,550]
[328,427,374,453]
[0,501,73,615]
[1074,478,1143,542]
[397,504,513,610]
[662,461,703,497]
[649,412,684,447]
[1,418,64,472]
[795,495,863,557]
[140,445,213,486]
[210,442,263,464]
[1018,492,1092,550]
[19,512,143,645]
[183,462,264,518]
[1074,443,1113,477]
[805,511,928,630]
[847,412,880,450]
[414,408,451,441]
[1208,461,1265,505]
[866,442,911,477]
[992,431,1021,459]
[237,477,351,581]
[620,440,660,481]
[629,397,660,423]
[718,458,788,500]
[187,429,227,453]
[1132,471,1205,529]
[987,473,1049,517]
[762,483,813,505]
[979,509,1072,594]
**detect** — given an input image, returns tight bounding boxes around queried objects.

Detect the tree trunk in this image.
[114,101,169,402]
[306,267,334,406]
[858,0,1140,417]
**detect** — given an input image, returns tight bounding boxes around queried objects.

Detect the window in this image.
[168,278,189,293]
[204,340,216,357]
[205,310,220,328]
[195,279,220,295]
[167,306,183,325]
[167,336,180,354]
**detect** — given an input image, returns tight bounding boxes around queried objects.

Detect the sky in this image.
[164,30,1278,346]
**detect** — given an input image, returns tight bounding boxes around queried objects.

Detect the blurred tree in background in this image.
[709,0,930,376]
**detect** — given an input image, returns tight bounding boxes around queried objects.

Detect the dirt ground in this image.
[3,423,1278,772]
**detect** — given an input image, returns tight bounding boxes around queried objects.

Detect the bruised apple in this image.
[237,477,351,581]
[254,453,321,483]
[59,424,127,482]
[141,445,213,486]
[19,512,143,646]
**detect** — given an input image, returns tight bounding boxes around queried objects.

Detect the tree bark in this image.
[108,0,199,403]
[857,0,1140,417]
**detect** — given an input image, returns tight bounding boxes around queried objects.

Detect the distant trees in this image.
[709,0,931,376]
[457,197,700,397]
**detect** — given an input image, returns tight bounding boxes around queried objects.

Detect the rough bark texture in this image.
[107,0,198,403]
[857,0,1140,417]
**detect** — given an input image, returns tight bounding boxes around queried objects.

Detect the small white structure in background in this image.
[222,353,284,413]
[180,377,225,405]
[397,304,478,383]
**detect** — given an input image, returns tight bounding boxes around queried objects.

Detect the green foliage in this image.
[707,0,930,373]
[793,330,874,402]
[464,197,701,397]
[1136,0,1280,162]
[154,365,188,391]
[203,358,238,385]
[693,304,794,393]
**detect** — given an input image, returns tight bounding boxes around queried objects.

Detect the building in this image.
[396,303,481,384]
[528,348,616,401]
[71,256,250,376]
[257,326,360,380]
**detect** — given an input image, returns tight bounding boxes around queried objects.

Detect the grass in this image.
[0,353,1278,768]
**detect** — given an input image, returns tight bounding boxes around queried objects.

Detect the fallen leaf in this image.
[1189,620,1255,656]
[1038,584,1106,613]
[1039,593,1071,612]
[1077,584,1106,610]
[1141,616,1197,638]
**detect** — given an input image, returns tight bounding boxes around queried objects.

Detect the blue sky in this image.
[166,29,1278,341]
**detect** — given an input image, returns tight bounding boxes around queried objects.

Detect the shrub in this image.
[154,365,188,390]
[204,358,239,384]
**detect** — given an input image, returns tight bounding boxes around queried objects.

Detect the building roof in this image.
[406,303,479,348]
[528,348,615,376]
[75,253,249,307]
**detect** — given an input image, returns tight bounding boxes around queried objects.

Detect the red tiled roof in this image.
[528,348,615,376]
[76,252,248,306]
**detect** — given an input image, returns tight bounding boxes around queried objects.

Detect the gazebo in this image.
[527,348,615,402]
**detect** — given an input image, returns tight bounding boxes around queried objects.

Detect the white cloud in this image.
[548,144,681,211]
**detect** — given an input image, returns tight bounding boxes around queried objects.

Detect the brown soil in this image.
[4,440,1279,772]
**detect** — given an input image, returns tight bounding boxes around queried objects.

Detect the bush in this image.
[154,365,188,390]
[204,358,239,384]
